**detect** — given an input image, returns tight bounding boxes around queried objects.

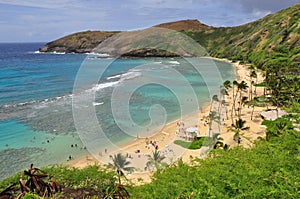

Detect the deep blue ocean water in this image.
[0,43,235,179]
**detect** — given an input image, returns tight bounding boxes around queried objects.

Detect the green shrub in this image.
[130,128,300,198]
[174,137,206,149]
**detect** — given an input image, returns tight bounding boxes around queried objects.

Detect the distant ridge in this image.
[39,19,211,54]
[39,31,117,53]
[39,2,299,64]
[154,19,212,32]
[197,2,300,68]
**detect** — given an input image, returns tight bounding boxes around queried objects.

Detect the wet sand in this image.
[67,57,268,185]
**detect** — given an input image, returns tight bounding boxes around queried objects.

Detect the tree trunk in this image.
[251,105,255,120]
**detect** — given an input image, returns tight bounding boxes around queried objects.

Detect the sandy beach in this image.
[67,57,268,184]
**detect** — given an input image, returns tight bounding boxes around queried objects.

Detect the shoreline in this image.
[67,100,212,169]
[66,57,231,169]
[66,57,267,184]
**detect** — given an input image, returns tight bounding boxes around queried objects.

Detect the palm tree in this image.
[236,81,248,116]
[220,81,231,120]
[146,150,166,171]
[266,119,294,141]
[231,80,248,124]
[223,80,232,90]
[231,80,239,124]
[213,136,229,150]
[232,80,238,99]
[250,97,259,120]
[208,110,220,136]
[249,70,257,100]
[228,118,250,140]
[238,96,248,118]
[108,153,134,184]
[221,99,229,120]
[231,80,237,124]
[222,80,231,101]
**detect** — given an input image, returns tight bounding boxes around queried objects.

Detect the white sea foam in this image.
[86,52,110,57]
[93,102,104,106]
[91,71,141,92]
[119,71,141,81]
[53,51,66,54]
[168,61,180,65]
[90,81,120,91]
[106,71,141,81]
[33,51,66,55]
[106,74,121,80]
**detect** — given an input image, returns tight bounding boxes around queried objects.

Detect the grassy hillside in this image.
[187,2,300,69]
[130,117,300,198]
[40,2,299,67]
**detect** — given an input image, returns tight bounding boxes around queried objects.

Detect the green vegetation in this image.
[174,137,206,149]
[146,149,167,171]
[0,164,129,198]
[263,117,294,141]
[107,153,134,184]
[189,2,300,70]
[188,3,300,108]
[284,102,300,113]
[2,118,299,198]
[2,3,300,198]
[228,118,250,140]
[129,118,300,198]
[254,82,266,87]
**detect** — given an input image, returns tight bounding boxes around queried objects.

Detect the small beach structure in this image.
[260,109,287,121]
[185,127,198,141]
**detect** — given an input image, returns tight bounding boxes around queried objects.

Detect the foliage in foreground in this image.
[0,164,61,198]
[130,119,300,198]
[0,118,299,198]
[0,165,119,198]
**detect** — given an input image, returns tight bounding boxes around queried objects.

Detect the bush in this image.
[174,137,206,149]
[130,128,300,198]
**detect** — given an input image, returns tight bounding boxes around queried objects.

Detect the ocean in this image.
[0,43,235,179]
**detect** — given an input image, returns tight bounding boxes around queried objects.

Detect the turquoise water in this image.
[0,43,235,179]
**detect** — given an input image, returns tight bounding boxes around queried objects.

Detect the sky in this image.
[0,0,299,42]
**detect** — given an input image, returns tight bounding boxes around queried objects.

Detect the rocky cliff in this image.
[39,31,117,53]
[39,20,211,55]
[39,3,299,61]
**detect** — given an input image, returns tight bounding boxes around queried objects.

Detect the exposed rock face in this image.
[39,31,117,53]
[121,48,179,57]
[92,27,207,57]
[39,20,211,56]
[39,2,300,60]
[154,19,213,32]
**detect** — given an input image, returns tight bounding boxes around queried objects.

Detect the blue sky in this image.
[0,0,299,42]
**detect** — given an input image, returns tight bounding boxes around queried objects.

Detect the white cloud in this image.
[0,0,72,9]
[0,0,298,42]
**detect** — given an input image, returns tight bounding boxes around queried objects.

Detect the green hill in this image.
[188,2,300,69]
[39,2,299,69]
